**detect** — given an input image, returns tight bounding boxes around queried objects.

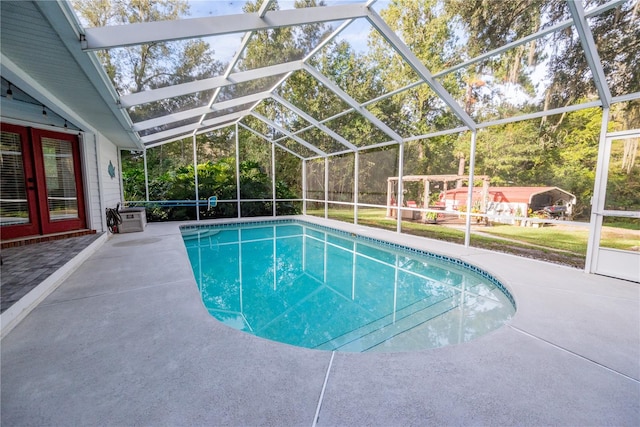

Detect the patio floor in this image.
[0,232,103,313]
[1,216,638,426]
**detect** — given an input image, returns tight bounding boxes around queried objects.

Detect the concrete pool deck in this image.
[1,216,638,426]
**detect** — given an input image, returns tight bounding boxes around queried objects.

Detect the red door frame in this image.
[1,124,86,240]
[30,127,86,235]
[0,123,40,239]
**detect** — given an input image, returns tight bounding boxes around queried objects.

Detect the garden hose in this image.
[105,204,122,233]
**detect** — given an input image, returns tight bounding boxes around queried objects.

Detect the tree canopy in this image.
[74,0,639,221]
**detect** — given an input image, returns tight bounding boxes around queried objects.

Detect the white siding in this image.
[81,132,122,233]
[80,132,102,232]
[99,136,122,209]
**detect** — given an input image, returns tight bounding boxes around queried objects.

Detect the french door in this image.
[1,123,86,240]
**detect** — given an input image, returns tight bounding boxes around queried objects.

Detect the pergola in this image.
[385,175,491,220]
[1,0,638,278]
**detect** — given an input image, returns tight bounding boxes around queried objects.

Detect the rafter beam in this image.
[303,64,404,142]
[258,0,274,17]
[566,0,612,108]
[271,94,358,151]
[211,91,272,112]
[366,10,476,131]
[82,4,368,50]
[140,110,248,143]
[132,91,272,131]
[251,112,327,157]
[238,122,305,159]
[203,31,254,115]
[120,61,303,108]
[133,107,209,132]
[433,0,626,80]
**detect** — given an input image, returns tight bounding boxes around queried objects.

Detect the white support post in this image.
[272,140,276,217]
[396,142,404,233]
[302,159,307,215]
[464,131,478,247]
[192,134,200,221]
[423,180,430,222]
[386,178,393,218]
[585,108,610,273]
[354,151,359,225]
[117,146,124,206]
[324,157,329,219]
[143,147,149,202]
[236,123,241,218]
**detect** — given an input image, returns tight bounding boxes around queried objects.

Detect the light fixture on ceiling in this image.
[6,83,13,100]
[42,105,47,117]
[64,119,68,129]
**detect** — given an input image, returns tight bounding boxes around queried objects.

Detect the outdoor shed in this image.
[440,186,577,219]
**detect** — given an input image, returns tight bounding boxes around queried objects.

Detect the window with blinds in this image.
[41,137,78,221]
[0,131,30,226]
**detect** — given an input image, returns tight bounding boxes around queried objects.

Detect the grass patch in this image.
[474,224,589,255]
[307,208,588,268]
[600,226,640,251]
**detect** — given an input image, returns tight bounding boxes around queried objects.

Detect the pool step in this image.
[315,294,460,352]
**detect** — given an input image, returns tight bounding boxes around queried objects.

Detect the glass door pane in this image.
[31,127,86,235]
[0,131,29,225]
[41,137,79,221]
[0,123,39,239]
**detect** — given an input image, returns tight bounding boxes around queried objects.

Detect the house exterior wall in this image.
[98,134,122,212]
[1,100,123,235]
[80,131,102,232]
[81,132,122,233]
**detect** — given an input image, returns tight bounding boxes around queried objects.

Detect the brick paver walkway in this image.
[0,233,103,313]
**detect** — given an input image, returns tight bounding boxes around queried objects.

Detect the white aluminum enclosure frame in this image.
[55,0,639,280]
[586,128,640,282]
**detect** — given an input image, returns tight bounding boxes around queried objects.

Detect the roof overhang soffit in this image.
[25,1,143,148]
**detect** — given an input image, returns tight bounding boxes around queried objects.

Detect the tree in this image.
[544,0,640,116]
[72,0,223,127]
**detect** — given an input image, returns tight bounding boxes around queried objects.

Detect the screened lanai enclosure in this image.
[2,0,639,282]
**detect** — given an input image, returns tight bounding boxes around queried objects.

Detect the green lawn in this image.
[475,224,589,254]
[306,208,590,268]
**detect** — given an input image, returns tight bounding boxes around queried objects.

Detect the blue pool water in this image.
[181,220,515,353]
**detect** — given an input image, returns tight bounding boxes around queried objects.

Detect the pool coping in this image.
[1,215,638,426]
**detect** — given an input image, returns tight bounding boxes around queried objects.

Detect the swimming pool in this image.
[181,220,515,352]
